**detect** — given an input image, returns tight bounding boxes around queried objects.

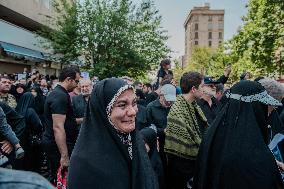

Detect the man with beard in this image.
[197,77,222,127]
[42,66,80,184]
[0,76,17,109]
[71,79,93,128]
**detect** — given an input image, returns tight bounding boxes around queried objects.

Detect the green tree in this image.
[38,0,82,65]
[229,0,284,77]
[39,0,170,79]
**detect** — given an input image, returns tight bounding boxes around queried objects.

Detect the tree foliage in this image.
[229,0,284,77]
[39,0,170,79]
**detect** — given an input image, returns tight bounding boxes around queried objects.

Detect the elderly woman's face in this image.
[110,89,138,133]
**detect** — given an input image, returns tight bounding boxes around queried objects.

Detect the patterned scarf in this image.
[165,95,208,160]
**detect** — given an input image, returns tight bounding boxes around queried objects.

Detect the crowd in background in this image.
[1,59,284,189]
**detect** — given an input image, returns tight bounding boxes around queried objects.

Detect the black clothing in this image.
[71,94,88,119]
[16,92,42,133]
[68,78,158,189]
[0,102,26,140]
[43,85,78,146]
[216,74,229,84]
[194,81,284,189]
[136,104,148,130]
[15,92,43,172]
[155,69,173,89]
[167,154,195,189]
[43,85,78,182]
[145,92,159,105]
[146,99,170,182]
[146,99,170,137]
[140,128,164,189]
[157,69,173,80]
[268,110,284,141]
[197,97,221,126]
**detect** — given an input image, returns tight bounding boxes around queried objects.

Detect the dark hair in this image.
[144,83,152,90]
[254,76,265,82]
[133,81,142,87]
[160,59,171,67]
[58,66,80,82]
[0,76,10,81]
[180,71,203,94]
[215,83,224,93]
[161,79,172,86]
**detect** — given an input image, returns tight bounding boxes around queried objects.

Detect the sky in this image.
[133,0,248,58]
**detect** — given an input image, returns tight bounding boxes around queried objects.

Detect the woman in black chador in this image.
[194,80,284,189]
[68,78,158,189]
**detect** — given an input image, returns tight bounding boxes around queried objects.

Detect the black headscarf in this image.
[16,92,35,116]
[68,78,158,189]
[194,81,284,189]
[30,86,46,115]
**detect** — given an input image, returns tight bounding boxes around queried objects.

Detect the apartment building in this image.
[183,3,224,68]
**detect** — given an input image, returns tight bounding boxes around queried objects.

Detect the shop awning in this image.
[0,41,48,61]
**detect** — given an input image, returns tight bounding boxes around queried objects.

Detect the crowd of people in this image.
[0,59,284,189]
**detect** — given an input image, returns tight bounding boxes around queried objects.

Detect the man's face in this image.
[160,95,174,108]
[143,85,150,94]
[80,81,92,96]
[192,80,204,100]
[19,79,26,85]
[0,78,12,93]
[40,79,47,88]
[203,84,217,97]
[67,73,80,92]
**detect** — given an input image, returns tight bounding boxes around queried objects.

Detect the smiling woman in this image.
[68,78,158,189]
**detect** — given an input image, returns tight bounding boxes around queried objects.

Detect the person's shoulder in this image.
[147,99,159,108]
[0,168,54,189]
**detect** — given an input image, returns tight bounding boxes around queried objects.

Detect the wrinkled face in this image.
[110,89,138,133]
[192,80,204,99]
[203,84,216,97]
[66,73,80,92]
[80,81,92,96]
[0,78,12,93]
[16,87,24,94]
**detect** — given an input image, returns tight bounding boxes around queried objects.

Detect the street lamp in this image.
[280,50,283,79]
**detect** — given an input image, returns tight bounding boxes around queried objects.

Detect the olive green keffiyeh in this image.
[165,95,208,160]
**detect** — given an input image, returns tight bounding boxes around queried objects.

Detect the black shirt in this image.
[71,94,88,119]
[145,92,159,105]
[146,99,170,138]
[197,98,221,125]
[43,85,78,145]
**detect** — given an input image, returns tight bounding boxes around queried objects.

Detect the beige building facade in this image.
[0,0,73,75]
[183,3,224,68]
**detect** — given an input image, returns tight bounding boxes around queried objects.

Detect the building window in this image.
[195,23,198,30]
[41,0,51,9]
[209,41,212,47]
[195,41,199,45]
[194,16,199,21]
[208,16,213,21]
[218,15,223,21]
[208,32,212,39]
[218,23,224,30]
[195,32,198,39]
[219,32,223,39]
[208,23,213,30]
